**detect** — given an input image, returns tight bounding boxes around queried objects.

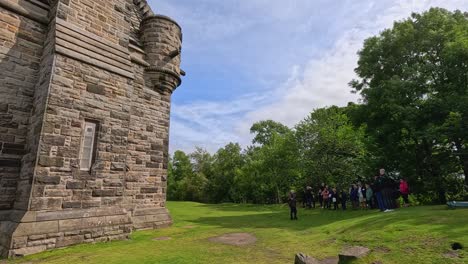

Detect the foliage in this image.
[350,8,468,201]
[295,106,369,188]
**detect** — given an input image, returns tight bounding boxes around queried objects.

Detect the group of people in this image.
[288,168,411,220]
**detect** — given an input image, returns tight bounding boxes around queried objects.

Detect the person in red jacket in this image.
[399,178,410,207]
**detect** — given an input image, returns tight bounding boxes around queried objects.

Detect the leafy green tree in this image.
[207,143,244,203]
[250,120,291,145]
[350,8,468,200]
[167,150,193,200]
[295,106,368,188]
[249,121,300,203]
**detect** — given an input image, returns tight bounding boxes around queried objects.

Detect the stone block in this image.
[110,162,125,171]
[27,238,56,247]
[58,218,82,232]
[13,221,59,237]
[36,175,61,184]
[38,156,64,167]
[28,234,46,241]
[92,189,116,197]
[55,235,83,248]
[30,197,63,211]
[42,134,66,146]
[86,84,105,95]
[0,158,21,167]
[66,181,84,189]
[140,187,158,193]
[10,245,47,257]
[62,201,81,209]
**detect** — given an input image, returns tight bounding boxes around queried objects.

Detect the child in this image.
[321,186,329,209]
[365,183,373,209]
[399,178,410,207]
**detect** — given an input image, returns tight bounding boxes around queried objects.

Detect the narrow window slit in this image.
[80,120,99,171]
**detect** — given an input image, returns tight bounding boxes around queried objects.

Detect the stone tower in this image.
[0,0,183,257]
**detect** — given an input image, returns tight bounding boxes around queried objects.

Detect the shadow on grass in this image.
[189,206,376,231]
[188,204,468,245]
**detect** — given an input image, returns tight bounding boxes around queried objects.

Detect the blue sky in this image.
[148,0,468,153]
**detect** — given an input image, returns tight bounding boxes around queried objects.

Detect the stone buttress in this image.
[0,0,182,257]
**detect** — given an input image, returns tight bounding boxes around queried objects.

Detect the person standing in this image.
[318,183,325,208]
[288,190,298,220]
[359,182,367,209]
[399,178,410,207]
[331,187,338,210]
[350,184,359,209]
[341,188,348,210]
[321,186,329,209]
[375,168,391,212]
[365,183,373,209]
[305,186,313,209]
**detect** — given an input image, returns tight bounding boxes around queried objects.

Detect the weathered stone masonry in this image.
[0,0,182,257]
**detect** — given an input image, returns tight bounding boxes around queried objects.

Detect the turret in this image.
[141,14,183,94]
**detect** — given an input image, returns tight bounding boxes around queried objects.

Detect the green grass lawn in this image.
[8,202,468,264]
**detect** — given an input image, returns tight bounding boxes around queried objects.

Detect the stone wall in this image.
[0,2,47,211]
[0,0,182,258]
[0,1,49,256]
[0,0,182,256]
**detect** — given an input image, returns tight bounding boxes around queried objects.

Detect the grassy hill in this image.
[9,202,468,264]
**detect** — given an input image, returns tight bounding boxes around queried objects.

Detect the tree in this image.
[250,120,290,145]
[167,150,193,200]
[249,121,300,203]
[350,8,468,200]
[295,106,368,188]
[206,143,244,203]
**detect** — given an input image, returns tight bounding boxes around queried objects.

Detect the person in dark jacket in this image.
[331,187,338,210]
[359,182,367,209]
[350,184,359,209]
[374,168,393,212]
[288,190,298,220]
[305,186,314,209]
[340,188,348,210]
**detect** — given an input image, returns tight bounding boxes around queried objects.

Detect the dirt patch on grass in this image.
[183,225,196,229]
[208,233,257,246]
[443,250,461,259]
[153,236,172,241]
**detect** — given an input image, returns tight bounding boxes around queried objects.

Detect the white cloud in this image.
[164,0,468,154]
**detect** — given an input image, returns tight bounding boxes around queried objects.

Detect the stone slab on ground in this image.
[294,253,339,264]
[295,253,320,264]
[208,233,256,246]
[321,257,339,264]
[338,246,370,262]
